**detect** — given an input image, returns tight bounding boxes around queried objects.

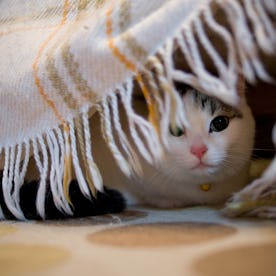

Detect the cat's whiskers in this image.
[148,169,162,185]
[219,159,244,176]
[226,155,252,166]
[148,165,178,187]
[148,166,180,192]
[226,153,251,162]
[172,156,190,167]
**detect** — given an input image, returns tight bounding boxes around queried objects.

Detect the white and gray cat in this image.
[0,81,255,219]
[93,82,255,209]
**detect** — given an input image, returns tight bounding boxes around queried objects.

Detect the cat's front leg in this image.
[224,124,276,218]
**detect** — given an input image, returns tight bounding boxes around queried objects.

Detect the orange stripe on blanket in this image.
[32,0,73,201]
[32,0,69,130]
[106,7,159,133]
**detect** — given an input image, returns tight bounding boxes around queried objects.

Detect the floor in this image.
[0,205,276,276]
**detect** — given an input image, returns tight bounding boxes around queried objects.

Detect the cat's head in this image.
[161,83,255,183]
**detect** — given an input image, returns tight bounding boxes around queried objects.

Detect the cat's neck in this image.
[125,160,251,208]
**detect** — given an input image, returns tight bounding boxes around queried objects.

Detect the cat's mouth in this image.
[192,162,215,170]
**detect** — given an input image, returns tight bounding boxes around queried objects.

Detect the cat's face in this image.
[161,88,255,183]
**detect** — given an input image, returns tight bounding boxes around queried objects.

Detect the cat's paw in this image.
[223,128,276,218]
[223,169,276,218]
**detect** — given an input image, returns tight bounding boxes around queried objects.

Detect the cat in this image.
[93,82,256,209]
[0,81,255,219]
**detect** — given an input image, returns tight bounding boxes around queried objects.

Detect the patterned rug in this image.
[1,205,276,276]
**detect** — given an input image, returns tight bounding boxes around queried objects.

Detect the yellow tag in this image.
[200,183,212,192]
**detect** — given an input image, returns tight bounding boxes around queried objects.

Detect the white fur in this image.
[93,91,255,208]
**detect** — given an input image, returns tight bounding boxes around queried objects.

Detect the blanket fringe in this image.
[142,53,188,148]
[2,146,25,219]
[0,111,105,219]
[45,130,69,215]
[100,82,163,177]
[158,0,275,107]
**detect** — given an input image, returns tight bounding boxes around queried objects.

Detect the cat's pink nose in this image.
[190,145,208,159]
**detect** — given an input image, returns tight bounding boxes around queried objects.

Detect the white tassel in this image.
[68,119,91,198]
[46,133,61,210]
[13,144,23,211]
[33,136,48,219]
[46,131,72,214]
[263,0,276,13]
[13,144,24,215]
[140,66,171,150]
[221,0,273,83]
[12,142,30,219]
[81,108,104,192]
[55,127,68,203]
[244,0,276,54]
[101,97,132,176]
[193,15,237,90]
[2,147,25,219]
[203,4,237,76]
[51,129,73,214]
[182,23,238,104]
[120,80,163,164]
[109,93,142,176]
[148,51,188,145]
[8,147,25,218]
[19,143,30,184]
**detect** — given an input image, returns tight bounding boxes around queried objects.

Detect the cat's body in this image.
[0,83,255,219]
[93,86,255,208]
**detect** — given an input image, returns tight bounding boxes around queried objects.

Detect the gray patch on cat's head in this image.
[191,89,242,118]
[174,81,243,118]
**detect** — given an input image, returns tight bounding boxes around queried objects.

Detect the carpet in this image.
[0,159,275,276]
[1,204,276,276]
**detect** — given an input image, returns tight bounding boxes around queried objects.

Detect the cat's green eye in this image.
[209,116,230,133]
[169,125,185,137]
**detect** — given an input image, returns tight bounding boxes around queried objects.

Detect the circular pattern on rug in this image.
[87,222,236,247]
[194,242,276,276]
[0,244,70,275]
[0,224,17,236]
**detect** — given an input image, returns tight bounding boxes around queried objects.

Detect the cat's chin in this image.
[161,165,219,183]
[191,168,216,177]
